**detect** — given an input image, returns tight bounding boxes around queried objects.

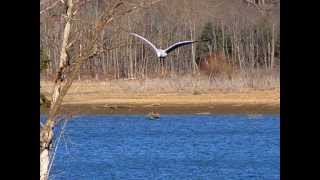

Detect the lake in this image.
[43,114,280,180]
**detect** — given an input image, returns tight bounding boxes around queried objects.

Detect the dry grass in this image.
[41,71,279,95]
[41,70,279,108]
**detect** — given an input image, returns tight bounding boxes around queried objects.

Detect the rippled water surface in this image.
[46,114,279,180]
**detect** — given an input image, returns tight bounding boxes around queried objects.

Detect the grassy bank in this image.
[41,70,279,94]
[41,73,279,114]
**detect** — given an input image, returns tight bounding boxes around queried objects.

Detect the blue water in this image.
[47,114,280,180]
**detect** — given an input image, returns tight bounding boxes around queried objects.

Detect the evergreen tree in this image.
[196,22,214,60]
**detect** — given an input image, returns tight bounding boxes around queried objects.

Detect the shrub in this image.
[199,51,234,79]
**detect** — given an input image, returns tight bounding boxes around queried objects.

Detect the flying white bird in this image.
[130,33,198,60]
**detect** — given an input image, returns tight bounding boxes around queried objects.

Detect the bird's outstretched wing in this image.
[130,33,158,53]
[164,41,196,54]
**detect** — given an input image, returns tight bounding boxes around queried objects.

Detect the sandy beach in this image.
[41,81,279,114]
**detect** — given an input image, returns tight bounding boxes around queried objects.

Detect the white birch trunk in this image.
[190,22,197,74]
[40,1,74,180]
[270,24,275,69]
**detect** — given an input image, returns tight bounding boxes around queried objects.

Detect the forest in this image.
[41,0,280,88]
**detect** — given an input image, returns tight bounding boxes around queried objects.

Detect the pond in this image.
[44,114,280,180]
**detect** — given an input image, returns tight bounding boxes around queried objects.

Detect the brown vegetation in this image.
[198,52,234,80]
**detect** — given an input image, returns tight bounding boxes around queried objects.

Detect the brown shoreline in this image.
[41,102,279,115]
[40,86,280,115]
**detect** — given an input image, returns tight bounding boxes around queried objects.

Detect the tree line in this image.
[40,0,280,80]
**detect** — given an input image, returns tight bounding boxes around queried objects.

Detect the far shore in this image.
[40,87,280,115]
[41,103,279,115]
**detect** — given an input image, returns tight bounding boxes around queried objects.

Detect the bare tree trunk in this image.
[128,34,134,79]
[221,21,225,57]
[270,23,275,69]
[40,1,74,179]
[78,44,82,81]
[250,30,255,69]
[190,22,197,74]
[134,41,137,78]
[116,48,120,78]
[101,50,107,79]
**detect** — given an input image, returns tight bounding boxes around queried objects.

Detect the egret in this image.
[130,33,198,60]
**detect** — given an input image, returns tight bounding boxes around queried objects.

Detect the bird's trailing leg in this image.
[159,57,165,78]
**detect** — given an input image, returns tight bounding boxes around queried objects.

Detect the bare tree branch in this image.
[40,0,62,15]
[243,0,278,15]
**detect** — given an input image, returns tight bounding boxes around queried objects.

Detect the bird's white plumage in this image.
[130,33,195,59]
[130,33,158,54]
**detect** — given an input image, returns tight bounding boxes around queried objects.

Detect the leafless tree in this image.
[40,1,163,179]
